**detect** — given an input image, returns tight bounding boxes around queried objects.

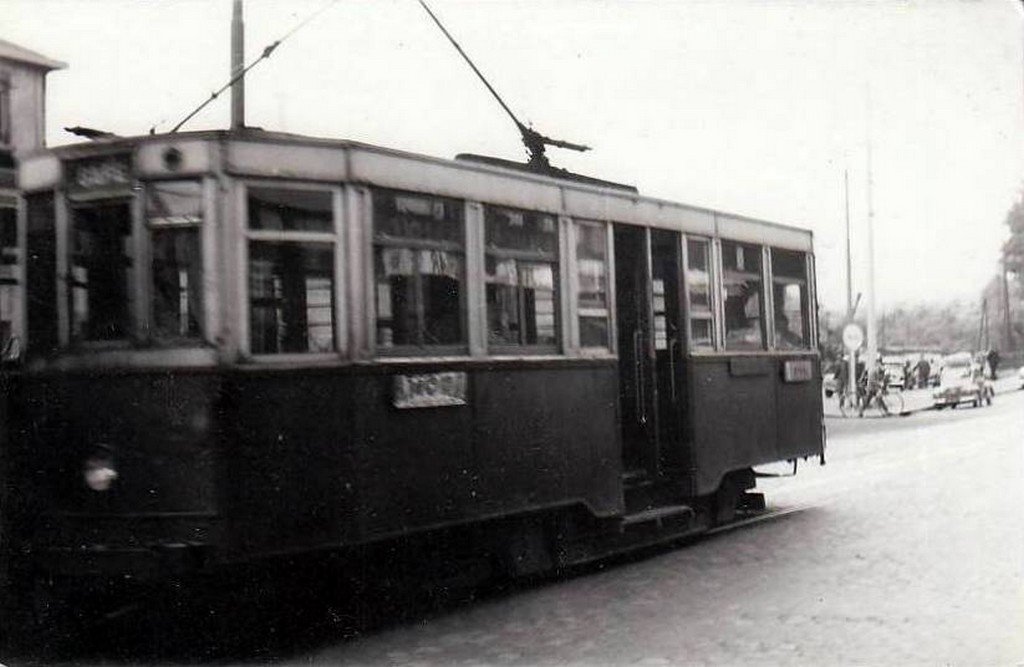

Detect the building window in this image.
[373,189,465,351]
[575,221,610,349]
[721,240,765,350]
[25,192,56,356]
[685,237,715,349]
[247,186,335,354]
[484,206,558,349]
[771,248,810,349]
[147,181,203,342]
[70,201,132,341]
[0,205,17,358]
[0,76,10,145]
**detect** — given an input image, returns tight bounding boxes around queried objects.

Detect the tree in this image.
[1004,195,1024,288]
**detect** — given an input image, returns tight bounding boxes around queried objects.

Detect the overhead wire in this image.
[160,0,341,135]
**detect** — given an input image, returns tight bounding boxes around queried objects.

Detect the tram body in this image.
[2,130,823,608]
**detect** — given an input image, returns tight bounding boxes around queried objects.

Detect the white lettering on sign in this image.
[393,371,468,409]
[71,157,131,190]
[783,359,814,383]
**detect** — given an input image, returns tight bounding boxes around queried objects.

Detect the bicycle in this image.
[856,383,904,417]
[837,379,904,418]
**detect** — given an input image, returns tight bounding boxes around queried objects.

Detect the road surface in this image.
[279,388,1024,665]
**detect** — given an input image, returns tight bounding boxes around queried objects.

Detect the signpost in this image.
[842,323,864,397]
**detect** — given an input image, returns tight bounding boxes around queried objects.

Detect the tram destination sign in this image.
[393,371,468,409]
[67,153,132,193]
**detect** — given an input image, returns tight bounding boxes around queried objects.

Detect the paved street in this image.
[281,388,1024,666]
[21,386,1024,666]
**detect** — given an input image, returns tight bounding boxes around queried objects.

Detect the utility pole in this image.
[1002,252,1014,351]
[845,168,856,396]
[865,86,878,373]
[977,298,989,351]
[231,0,245,130]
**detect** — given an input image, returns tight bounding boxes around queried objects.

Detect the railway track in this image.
[707,502,815,537]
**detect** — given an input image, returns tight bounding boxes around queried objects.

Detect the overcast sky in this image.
[5,0,1024,313]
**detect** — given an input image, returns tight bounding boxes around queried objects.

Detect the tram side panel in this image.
[222,362,623,559]
[686,356,779,496]
[10,372,221,577]
[221,369,363,559]
[775,356,824,462]
[686,355,823,496]
[468,363,622,520]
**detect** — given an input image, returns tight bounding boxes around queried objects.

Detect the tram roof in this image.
[21,128,814,251]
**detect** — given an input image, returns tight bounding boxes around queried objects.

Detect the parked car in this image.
[933,352,993,409]
[823,371,838,398]
[882,357,909,390]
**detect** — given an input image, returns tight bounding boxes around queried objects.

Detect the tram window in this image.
[721,240,765,350]
[576,221,610,349]
[373,189,465,351]
[249,187,332,232]
[771,248,810,349]
[249,242,334,354]
[147,181,203,341]
[25,192,57,355]
[484,206,559,349]
[71,202,132,341]
[685,238,715,349]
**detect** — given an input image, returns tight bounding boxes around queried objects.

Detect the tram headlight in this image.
[83,451,118,492]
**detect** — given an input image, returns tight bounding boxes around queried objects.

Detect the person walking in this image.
[915,356,930,389]
[986,349,1000,380]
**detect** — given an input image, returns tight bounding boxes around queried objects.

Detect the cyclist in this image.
[859,362,890,417]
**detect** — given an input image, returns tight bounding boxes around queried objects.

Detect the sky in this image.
[5,0,1024,313]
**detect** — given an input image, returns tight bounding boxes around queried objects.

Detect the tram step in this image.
[620,504,694,530]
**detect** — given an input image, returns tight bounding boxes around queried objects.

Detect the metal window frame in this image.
[59,195,137,347]
[140,178,209,345]
[367,186,470,358]
[682,234,718,353]
[238,179,345,360]
[570,218,615,357]
[767,246,813,351]
[481,203,561,354]
[718,238,768,352]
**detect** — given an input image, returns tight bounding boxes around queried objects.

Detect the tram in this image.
[1,128,823,628]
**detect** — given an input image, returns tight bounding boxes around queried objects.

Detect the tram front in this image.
[5,138,225,621]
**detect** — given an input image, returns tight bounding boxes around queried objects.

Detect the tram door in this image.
[615,225,686,479]
[650,229,685,472]
[615,226,655,476]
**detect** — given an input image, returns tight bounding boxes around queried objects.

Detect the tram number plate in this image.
[783,360,814,383]
[393,372,468,409]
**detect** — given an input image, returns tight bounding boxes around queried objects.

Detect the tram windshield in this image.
[721,240,765,350]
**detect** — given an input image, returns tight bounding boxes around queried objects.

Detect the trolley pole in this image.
[231,0,245,130]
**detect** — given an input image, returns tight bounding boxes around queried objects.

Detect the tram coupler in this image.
[737,492,766,511]
[755,459,798,478]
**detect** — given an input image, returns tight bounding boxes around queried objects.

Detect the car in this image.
[823,371,838,398]
[933,352,994,409]
[881,357,908,390]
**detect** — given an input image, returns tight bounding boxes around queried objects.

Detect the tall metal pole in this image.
[231,0,245,130]
[845,168,853,316]
[1002,252,1014,351]
[865,87,878,373]
[844,168,856,396]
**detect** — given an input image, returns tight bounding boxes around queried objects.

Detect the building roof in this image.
[0,39,66,71]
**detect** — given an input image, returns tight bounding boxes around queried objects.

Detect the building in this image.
[0,39,65,358]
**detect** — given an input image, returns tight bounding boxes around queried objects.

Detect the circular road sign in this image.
[842,323,864,351]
